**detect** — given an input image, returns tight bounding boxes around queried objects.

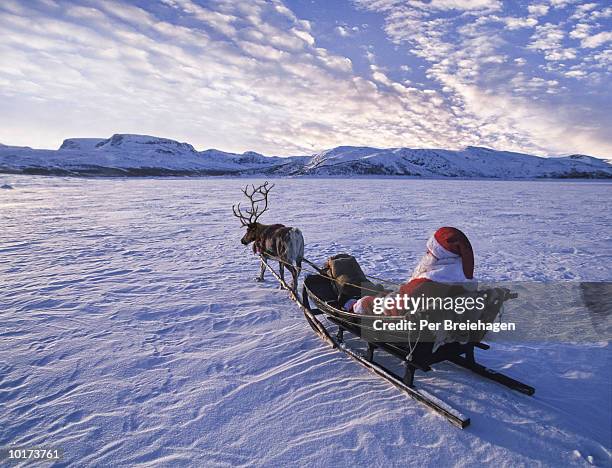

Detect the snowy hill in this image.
[0,134,610,178]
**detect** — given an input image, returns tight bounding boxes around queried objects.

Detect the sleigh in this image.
[299,273,535,427]
[253,244,535,428]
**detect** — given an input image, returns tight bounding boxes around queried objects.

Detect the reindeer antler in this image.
[232,181,275,226]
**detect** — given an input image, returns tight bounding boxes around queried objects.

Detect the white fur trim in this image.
[410,235,474,283]
[427,235,455,260]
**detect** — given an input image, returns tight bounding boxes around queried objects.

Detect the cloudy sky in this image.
[1,0,610,157]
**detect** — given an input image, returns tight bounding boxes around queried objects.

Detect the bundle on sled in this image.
[298,228,535,428]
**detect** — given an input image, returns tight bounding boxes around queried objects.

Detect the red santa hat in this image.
[431,227,474,279]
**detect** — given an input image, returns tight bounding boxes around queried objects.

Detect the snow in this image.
[0,134,610,178]
[59,138,106,151]
[0,176,610,466]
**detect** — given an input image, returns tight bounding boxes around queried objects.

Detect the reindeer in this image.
[233,182,304,291]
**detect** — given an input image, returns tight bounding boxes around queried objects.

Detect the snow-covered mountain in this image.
[0,134,610,178]
[300,145,612,178]
[0,134,299,176]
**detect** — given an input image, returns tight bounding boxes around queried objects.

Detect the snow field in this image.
[0,176,610,466]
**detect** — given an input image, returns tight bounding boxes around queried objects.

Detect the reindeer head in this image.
[232,182,275,245]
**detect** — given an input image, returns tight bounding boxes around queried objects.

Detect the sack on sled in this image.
[323,254,385,304]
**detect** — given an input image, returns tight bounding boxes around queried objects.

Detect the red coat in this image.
[352,227,474,316]
[353,278,430,316]
[353,278,467,316]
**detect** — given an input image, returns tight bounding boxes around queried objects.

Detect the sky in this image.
[0,0,610,158]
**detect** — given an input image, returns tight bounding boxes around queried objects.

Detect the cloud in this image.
[0,0,609,158]
[528,4,550,17]
[0,0,464,155]
[570,2,598,19]
[292,28,315,46]
[503,17,538,30]
[548,0,577,8]
[569,22,591,40]
[581,31,612,48]
[334,24,360,37]
[528,23,576,61]
[335,25,350,37]
[364,48,376,63]
[410,0,501,12]
[564,69,586,78]
[354,0,612,157]
[159,0,237,37]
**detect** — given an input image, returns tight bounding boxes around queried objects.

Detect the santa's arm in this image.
[351,295,375,314]
[397,277,430,296]
[351,278,431,315]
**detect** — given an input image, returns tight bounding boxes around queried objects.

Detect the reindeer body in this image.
[233,183,305,291]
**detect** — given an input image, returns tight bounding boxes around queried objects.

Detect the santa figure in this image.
[348,227,475,316]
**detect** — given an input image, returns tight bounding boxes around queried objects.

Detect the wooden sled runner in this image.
[258,255,535,428]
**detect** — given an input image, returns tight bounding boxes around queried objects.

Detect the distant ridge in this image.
[0,134,610,178]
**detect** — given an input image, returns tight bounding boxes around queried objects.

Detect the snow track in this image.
[0,176,610,466]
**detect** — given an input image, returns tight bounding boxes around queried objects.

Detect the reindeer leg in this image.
[279,262,286,289]
[294,258,302,292]
[256,257,266,282]
[288,265,298,292]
